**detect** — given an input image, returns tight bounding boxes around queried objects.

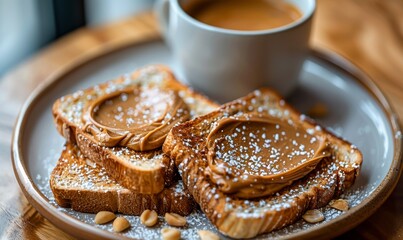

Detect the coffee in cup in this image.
[183,0,302,31]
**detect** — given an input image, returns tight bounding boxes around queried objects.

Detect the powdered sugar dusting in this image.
[35,89,375,239]
[38,165,376,239]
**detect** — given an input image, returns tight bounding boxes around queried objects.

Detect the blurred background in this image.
[0,0,155,78]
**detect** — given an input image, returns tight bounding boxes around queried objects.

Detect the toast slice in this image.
[52,65,218,194]
[50,143,195,216]
[163,89,363,238]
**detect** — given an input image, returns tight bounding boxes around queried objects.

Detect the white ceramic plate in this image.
[12,39,402,239]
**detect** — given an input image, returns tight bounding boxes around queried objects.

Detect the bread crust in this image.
[163,89,363,238]
[50,144,195,216]
[75,132,173,194]
[52,65,218,194]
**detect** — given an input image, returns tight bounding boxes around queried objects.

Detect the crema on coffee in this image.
[183,0,302,31]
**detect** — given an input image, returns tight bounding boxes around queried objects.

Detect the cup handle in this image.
[154,0,171,46]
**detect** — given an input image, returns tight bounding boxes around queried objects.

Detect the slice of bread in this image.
[163,89,363,238]
[52,65,218,194]
[50,143,195,216]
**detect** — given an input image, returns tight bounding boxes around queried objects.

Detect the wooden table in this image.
[1,1,402,239]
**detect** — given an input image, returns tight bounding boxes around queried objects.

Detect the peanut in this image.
[302,209,325,223]
[308,103,328,118]
[330,199,349,211]
[161,228,181,240]
[140,209,158,227]
[198,230,220,240]
[94,211,116,224]
[165,213,187,227]
[112,217,130,232]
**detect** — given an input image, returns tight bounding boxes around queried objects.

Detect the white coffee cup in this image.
[155,0,316,102]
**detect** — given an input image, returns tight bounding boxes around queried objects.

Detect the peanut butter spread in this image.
[84,87,190,151]
[206,113,329,198]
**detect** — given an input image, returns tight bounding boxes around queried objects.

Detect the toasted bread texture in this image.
[52,65,218,194]
[163,89,363,238]
[50,143,195,216]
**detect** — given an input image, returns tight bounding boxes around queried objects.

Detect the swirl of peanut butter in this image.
[84,87,190,151]
[205,113,329,199]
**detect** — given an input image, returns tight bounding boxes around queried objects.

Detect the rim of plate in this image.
[11,39,402,240]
